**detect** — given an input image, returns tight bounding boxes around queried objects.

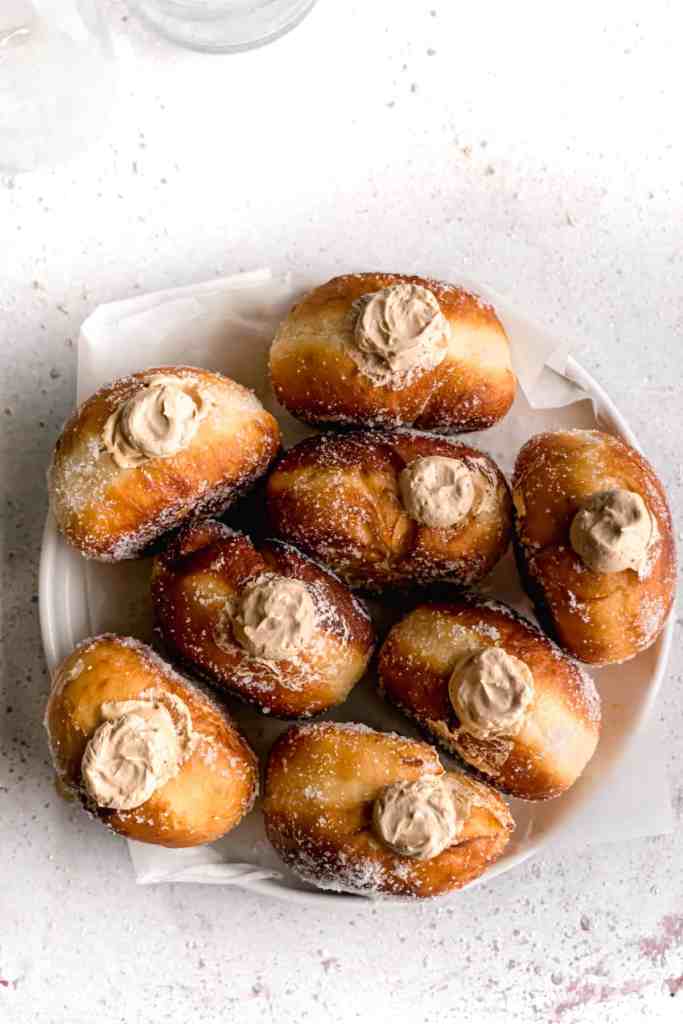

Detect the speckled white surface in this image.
[1,2,682,1021]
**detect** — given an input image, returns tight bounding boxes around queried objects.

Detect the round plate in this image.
[39,355,674,904]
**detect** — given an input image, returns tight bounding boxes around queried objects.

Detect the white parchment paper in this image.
[74,269,674,895]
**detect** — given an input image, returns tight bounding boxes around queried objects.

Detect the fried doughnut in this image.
[49,365,280,561]
[45,634,258,847]
[512,429,676,664]
[266,429,512,591]
[263,722,514,899]
[378,599,601,800]
[269,273,515,432]
[152,521,374,718]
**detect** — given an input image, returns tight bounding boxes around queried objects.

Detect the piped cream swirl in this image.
[449,647,534,740]
[372,776,464,860]
[348,283,450,388]
[81,696,196,810]
[103,374,207,469]
[399,456,475,528]
[230,573,319,661]
[569,488,655,574]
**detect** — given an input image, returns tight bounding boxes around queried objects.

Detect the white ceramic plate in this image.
[39,354,674,905]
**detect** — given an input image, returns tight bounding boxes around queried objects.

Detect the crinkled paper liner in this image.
[73,269,673,896]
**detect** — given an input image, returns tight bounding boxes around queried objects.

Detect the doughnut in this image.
[269,273,515,432]
[152,521,374,718]
[512,429,676,664]
[263,722,513,898]
[49,364,280,560]
[45,634,258,847]
[378,598,601,800]
[266,429,512,591]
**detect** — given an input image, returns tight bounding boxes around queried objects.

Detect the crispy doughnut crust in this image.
[48,365,281,561]
[266,429,512,591]
[269,273,516,432]
[152,521,374,718]
[263,722,513,899]
[45,634,258,847]
[512,429,676,664]
[378,598,601,801]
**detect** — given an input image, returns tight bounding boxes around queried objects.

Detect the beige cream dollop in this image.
[449,647,534,740]
[372,776,464,860]
[230,574,319,661]
[349,283,450,388]
[569,488,655,574]
[399,456,475,528]
[81,696,196,810]
[103,375,207,469]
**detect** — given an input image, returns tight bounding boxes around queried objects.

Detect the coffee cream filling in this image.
[569,488,656,574]
[103,374,209,469]
[399,456,475,528]
[224,573,320,662]
[347,282,450,388]
[81,694,196,811]
[449,646,535,741]
[372,775,466,860]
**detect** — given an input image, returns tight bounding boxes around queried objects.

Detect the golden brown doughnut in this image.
[152,521,374,718]
[266,429,512,591]
[49,365,280,561]
[263,722,514,899]
[512,429,676,664]
[45,634,258,847]
[269,273,516,432]
[378,599,601,800]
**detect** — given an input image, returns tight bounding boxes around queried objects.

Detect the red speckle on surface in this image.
[639,914,683,965]
[553,978,649,1019]
[620,979,650,996]
[554,981,604,1018]
[0,980,10,989]
[666,974,683,997]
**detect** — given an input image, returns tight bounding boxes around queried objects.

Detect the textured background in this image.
[1,2,682,1021]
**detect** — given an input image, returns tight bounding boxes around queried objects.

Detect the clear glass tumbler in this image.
[129,0,317,53]
[0,0,116,174]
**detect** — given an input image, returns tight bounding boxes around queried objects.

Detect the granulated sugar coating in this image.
[269,272,515,433]
[48,366,281,561]
[266,429,513,592]
[44,634,258,845]
[152,524,375,719]
[378,597,601,801]
[512,429,675,666]
[263,721,514,899]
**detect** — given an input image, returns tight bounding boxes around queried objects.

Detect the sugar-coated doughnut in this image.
[45,634,258,847]
[266,429,512,592]
[152,521,374,718]
[269,273,515,432]
[263,722,513,899]
[49,365,280,561]
[378,598,601,800]
[512,429,676,664]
